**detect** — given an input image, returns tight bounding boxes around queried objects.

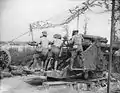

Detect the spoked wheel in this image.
[0,49,11,70]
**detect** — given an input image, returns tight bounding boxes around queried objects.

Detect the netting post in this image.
[107,0,115,93]
[30,24,34,42]
[77,9,80,30]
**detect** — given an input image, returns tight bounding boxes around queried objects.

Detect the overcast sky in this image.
[0,0,111,43]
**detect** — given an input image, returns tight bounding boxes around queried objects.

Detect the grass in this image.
[8,47,35,66]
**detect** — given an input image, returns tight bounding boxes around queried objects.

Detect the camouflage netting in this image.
[113,0,120,43]
[112,0,120,73]
[30,0,111,30]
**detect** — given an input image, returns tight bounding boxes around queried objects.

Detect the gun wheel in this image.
[0,49,11,70]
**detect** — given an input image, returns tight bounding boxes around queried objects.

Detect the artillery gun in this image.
[40,34,120,87]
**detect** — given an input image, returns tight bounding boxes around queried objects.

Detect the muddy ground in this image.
[0,75,120,93]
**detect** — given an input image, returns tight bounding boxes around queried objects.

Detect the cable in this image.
[10,31,30,42]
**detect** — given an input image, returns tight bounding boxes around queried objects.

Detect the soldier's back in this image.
[40,37,49,48]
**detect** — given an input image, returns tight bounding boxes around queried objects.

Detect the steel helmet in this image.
[72,30,79,36]
[53,34,61,39]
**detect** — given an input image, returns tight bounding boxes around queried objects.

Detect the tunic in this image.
[71,34,83,51]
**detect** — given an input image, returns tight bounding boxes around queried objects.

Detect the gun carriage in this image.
[0,34,119,90]
[28,34,119,80]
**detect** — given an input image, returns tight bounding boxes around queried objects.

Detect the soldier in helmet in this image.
[39,31,50,69]
[39,31,49,49]
[50,34,63,70]
[33,31,50,70]
[52,34,63,48]
[69,30,84,69]
[71,30,84,51]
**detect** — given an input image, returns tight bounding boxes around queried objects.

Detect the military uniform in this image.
[71,33,83,51]
[39,36,49,55]
[33,31,50,69]
[50,34,63,70]
[52,34,63,54]
[70,30,84,69]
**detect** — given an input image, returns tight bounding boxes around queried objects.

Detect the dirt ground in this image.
[0,76,120,93]
[0,76,77,93]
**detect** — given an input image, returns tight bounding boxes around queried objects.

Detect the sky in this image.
[0,0,111,43]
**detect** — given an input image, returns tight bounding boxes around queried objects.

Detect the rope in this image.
[10,31,30,42]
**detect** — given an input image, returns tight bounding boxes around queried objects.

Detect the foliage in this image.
[8,47,35,66]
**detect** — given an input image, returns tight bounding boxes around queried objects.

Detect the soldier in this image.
[51,34,63,70]
[52,34,63,48]
[69,30,84,69]
[71,30,84,51]
[114,48,120,72]
[33,31,50,70]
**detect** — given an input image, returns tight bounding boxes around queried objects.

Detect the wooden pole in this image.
[77,9,80,30]
[65,25,69,38]
[30,24,34,41]
[84,17,88,35]
[107,0,115,93]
